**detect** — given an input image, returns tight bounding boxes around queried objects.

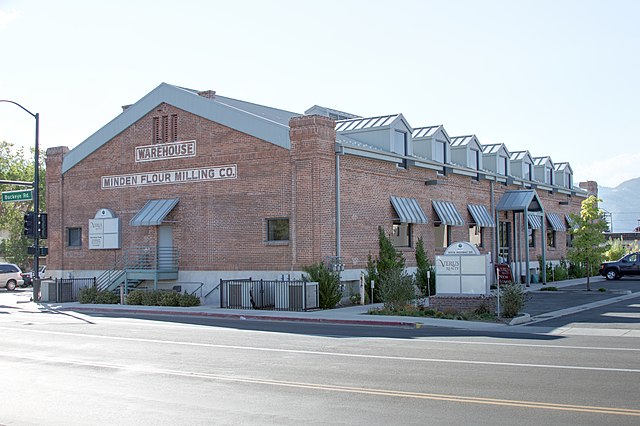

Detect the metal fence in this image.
[48,278,96,302]
[219,278,319,311]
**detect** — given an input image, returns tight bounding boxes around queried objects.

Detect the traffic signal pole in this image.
[0,100,40,302]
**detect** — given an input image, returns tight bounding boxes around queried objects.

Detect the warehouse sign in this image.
[102,164,237,189]
[135,140,196,162]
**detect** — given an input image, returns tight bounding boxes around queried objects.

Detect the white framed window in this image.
[434,141,445,163]
[469,149,479,170]
[391,222,411,247]
[394,131,407,168]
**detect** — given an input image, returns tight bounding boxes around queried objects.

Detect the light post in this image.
[0,100,40,302]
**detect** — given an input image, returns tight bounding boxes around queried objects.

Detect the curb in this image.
[58,306,420,328]
[508,313,531,326]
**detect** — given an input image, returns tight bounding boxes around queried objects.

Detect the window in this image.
[524,163,532,180]
[434,141,445,163]
[469,225,483,247]
[567,174,572,189]
[67,227,82,247]
[566,231,573,248]
[528,228,536,248]
[394,131,407,168]
[547,227,556,247]
[266,218,289,242]
[391,222,411,247]
[547,166,553,184]
[498,155,508,175]
[170,114,178,141]
[469,149,479,170]
[435,224,450,248]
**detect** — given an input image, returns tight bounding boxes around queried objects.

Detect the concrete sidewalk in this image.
[32,275,639,336]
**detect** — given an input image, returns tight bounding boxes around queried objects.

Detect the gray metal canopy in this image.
[130,198,179,226]
[547,213,567,231]
[496,189,543,212]
[467,204,496,227]
[432,200,464,226]
[390,196,428,224]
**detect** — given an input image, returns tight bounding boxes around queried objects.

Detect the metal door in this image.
[158,225,173,270]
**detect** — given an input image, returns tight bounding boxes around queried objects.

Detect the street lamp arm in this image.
[0,99,37,119]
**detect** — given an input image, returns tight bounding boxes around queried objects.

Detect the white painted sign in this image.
[101,164,237,189]
[435,242,491,295]
[444,241,480,255]
[135,140,196,162]
[89,208,120,249]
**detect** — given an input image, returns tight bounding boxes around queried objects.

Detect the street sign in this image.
[2,189,33,202]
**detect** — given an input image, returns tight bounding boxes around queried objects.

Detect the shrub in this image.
[539,286,558,291]
[126,289,200,307]
[126,290,145,305]
[598,287,606,292]
[94,290,119,304]
[179,292,201,307]
[158,291,181,306]
[379,268,415,311]
[302,262,342,309]
[414,237,436,297]
[78,286,99,304]
[501,283,526,318]
[604,237,627,261]
[553,259,569,281]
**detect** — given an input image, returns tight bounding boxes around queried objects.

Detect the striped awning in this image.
[390,196,428,224]
[547,213,567,231]
[565,214,577,228]
[432,201,464,226]
[130,198,179,226]
[467,204,496,228]
[527,214,543,230]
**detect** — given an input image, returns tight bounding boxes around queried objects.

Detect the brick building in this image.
[45,83,588,304]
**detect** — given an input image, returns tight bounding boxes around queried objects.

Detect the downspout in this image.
[335,143,343,261]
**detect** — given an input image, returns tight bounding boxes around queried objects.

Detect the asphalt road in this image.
[1,291,639,425]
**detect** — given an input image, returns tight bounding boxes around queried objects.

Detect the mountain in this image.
[599,178,640,232]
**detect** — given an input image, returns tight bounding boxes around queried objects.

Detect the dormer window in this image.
[394,130,407,168]
[434,141,445,163]
[567,174,572,188]
[547,167,553,184]
[498,155,508,175]
[470,149,479,170]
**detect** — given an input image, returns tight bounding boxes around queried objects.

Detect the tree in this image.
[414,236,435,297]
[363,226,407,303]
[566,196,609,290]
[0,141,46,270]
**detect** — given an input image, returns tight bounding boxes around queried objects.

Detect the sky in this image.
[1,0,639,189]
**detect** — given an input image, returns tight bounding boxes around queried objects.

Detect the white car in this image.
[0,263,24,291]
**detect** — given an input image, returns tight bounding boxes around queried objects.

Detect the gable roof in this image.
[450,135,481,148]
[496,190,544,212]
[304,105,360,120]
[412,125,449,140]
[62,83,297,174]
[554,162,573,173]
[510,150,534,163]
[482,143,510,156]
[335,114,410,133]
[533,156,554,167]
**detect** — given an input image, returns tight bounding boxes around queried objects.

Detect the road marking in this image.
[4,327,640,373]
[2,352,640,417]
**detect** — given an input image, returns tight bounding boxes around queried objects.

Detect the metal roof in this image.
[533,156,554,167]
[432,201,464,226]
[412,125,441,139]
[528,215,543,229]
[304,105,360,120]
[554,162,572,173]
[547,213,567,231]
[565,214,577,228]
[467,204,496,227]
[496,190,544,212]
[510,150,533,162]
[336,114,401,132]
[482,143,510,156]
[450,135,477,147]
[130,198,179,226]
[390,196,428,224]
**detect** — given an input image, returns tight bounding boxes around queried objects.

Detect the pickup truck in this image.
[599,252,640,280]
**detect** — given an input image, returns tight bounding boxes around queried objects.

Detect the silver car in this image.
[0,263,24,291]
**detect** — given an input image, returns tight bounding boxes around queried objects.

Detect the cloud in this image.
[0,9,20,29]
[575,153,640,188]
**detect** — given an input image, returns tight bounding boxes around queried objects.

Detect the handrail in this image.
[204,283,221,299]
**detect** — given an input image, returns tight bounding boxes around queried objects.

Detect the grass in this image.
[539,286,558,291]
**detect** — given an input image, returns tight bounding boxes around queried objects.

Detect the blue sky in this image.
[1,0,638,188]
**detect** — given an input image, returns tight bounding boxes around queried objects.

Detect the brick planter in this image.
[429,295,496,313]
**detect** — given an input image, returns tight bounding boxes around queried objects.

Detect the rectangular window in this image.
[434,141,445,163]
[67,227,82,247]
[153,117,160,143]
[566,232,573,248]
[469,150,478,170]
[523,163,531,180]
[528,228,536,248]
[567,174,572,189]
[391,222,411,247]
[394,131,407,169]
[266,218,289,242]
[547,167,553,184]
[498,156,508,175]
[435,224,450,248]
[469,225,483,247]
[547,227,556,247]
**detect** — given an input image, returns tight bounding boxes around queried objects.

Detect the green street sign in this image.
[2,189,33,202]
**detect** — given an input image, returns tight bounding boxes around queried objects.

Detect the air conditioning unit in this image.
[275,282,319,310]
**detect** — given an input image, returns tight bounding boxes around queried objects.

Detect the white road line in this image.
[4,327,640,373]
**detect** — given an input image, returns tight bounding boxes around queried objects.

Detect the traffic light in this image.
[37,212,47,239]
[23,211,35,238]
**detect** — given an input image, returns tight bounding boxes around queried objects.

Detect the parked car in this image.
[20,265,47,287]
[0,263,24,291]
[599,252,640,280]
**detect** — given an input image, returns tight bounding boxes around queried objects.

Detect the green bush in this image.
[539,286,558,291]
[302,262,342,309]
[126,289,200,307]
[379,268,415,311]
[78,286,118,304]
[501,283,526,318]
[604,237,627,261]
[414,237,436,297]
